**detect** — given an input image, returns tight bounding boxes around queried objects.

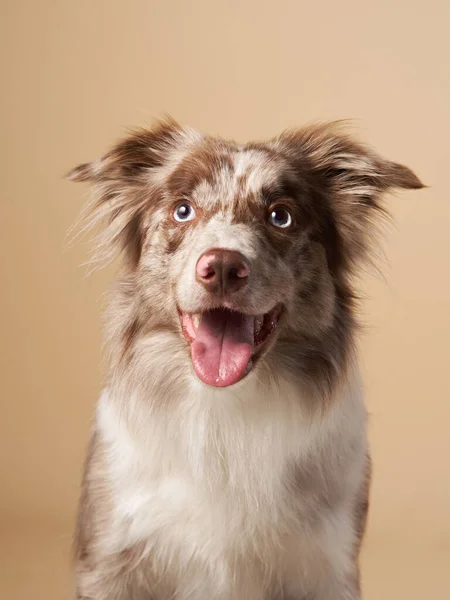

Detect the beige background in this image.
[1,1,449,598]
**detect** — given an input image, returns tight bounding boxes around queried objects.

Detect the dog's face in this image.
[140,143,325,387]
[69,120,423,388]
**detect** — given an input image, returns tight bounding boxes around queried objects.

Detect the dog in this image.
[68,119,423,600]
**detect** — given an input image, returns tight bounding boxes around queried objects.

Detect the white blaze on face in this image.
[232,149,281,196]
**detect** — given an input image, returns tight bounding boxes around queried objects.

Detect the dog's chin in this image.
[177,304,283,388]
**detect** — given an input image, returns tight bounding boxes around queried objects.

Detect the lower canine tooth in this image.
[254,316,263,335]
[192,314,200,329]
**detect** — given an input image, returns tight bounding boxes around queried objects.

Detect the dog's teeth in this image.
[254,315,263,336]
[192,314,200,329]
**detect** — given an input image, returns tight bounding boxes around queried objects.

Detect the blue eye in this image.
[269,205,292,229]
[174,202,196,222]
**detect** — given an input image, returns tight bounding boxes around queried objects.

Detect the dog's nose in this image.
[196,249,250,295]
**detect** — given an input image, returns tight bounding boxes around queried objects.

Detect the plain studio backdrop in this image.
[1,1,449,598]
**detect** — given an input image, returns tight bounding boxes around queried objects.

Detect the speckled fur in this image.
[68,119,423,600]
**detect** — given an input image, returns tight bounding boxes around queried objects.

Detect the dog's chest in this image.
[98,382,319,559]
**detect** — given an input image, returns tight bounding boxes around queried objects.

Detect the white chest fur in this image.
[96,370,366,597]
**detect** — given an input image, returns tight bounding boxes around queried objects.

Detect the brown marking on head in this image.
[166,141,235,203]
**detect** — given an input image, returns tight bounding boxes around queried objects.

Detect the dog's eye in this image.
[174,202,196,222]
[268,206,292,229]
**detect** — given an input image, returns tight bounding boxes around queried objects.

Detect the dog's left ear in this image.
[277,123,425,271]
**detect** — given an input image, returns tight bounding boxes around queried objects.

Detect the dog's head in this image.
[68,119,423,389]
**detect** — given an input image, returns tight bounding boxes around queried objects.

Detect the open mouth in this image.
[178,305,283,388]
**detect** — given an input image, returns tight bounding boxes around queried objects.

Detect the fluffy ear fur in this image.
[277,123,424,274]
[67,118,200,270]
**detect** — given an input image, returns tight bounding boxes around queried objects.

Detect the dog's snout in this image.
[196,249,250,295]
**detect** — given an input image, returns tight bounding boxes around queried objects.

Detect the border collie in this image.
[68,119,423,600]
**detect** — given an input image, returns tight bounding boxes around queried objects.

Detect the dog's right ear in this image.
[67,118,201,270]
[67,117,192,184]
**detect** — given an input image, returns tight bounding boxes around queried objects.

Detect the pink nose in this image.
[196,248,250,295]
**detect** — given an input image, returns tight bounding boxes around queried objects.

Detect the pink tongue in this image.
[191,310,254,387]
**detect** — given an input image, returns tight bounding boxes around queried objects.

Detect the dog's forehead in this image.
[168,141,290,212]
[232,149,282,191]
[196,149,281,208]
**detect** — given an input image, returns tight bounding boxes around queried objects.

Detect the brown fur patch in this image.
[167,142,235,201]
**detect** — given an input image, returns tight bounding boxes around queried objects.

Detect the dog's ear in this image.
[277,123,424,273]
[67,118,187,184]
[67,118,199,270]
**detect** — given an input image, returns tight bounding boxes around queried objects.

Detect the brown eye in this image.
[174,202,196,222]
[268,206,292,229]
